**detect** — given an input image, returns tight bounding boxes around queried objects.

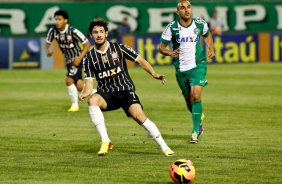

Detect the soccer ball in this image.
[170,159,195,184]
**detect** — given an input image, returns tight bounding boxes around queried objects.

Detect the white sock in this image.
[142,118,170,151]
[67,84,78,106]
[89,105,110,142]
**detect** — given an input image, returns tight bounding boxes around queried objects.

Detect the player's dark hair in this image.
[54,10,69,20]
[88,18,109,34]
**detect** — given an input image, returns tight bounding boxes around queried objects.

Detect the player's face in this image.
[177,1,192,21]
[54,15,68,30]
[91,26,108,46]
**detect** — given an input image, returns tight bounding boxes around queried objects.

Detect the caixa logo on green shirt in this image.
[176,36,199,43]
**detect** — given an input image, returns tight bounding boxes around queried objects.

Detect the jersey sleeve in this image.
[83,56,95,79]
[45,27,55,44]
[202,20,209,37]
[72,28,88,44]
[160,23,172,45]
[195,18,210,37]
[119,44,139,62]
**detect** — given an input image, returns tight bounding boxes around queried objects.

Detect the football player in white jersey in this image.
[159,0,215,143]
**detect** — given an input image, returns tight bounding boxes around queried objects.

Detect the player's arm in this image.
[204,32,215,59]
[159,42,179,58]
[202,20,215,59]
[44,42,53,57]
[79,54,96,100]
[80,41,91,58]
[79,79,94,102]
[136,56,166,85]
[73,40,91,67]
[73,28,91,66]
[45,28,54,57]
[159,23,179,58]
[119,43,165,84]
[79,56,96,101]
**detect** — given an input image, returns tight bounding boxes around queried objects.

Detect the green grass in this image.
[0,63,282,184]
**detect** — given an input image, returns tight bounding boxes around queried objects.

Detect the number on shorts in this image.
[69,66,78,76]
[130,91,136,99]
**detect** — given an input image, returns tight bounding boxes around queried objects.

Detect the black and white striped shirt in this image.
[83,41,139,93]
[46,24,88,59]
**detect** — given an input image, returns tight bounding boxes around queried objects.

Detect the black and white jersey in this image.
[83,41,139,93]
[46,24,88,59]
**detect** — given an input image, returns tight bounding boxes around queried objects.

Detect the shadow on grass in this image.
[162,133,189,140]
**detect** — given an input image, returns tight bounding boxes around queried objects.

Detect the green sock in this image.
[192,101,202,134]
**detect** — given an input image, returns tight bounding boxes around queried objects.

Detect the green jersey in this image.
[160,18,209,72]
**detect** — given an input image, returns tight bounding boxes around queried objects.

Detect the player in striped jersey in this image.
[79,18,174,156]
[159,0,215,143]
[45,10,91,112]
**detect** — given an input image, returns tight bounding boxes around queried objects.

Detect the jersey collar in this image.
[95,41,109,54]
[178,19,193,28]
[59,24,69,33]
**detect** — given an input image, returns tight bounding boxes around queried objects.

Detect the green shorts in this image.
[175,61,208,96]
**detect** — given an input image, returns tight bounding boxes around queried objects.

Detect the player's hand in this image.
[170,49,179,58]
[46,50,53,57]
[207,47,215,59]
[72,56,82,67]
[79,93,87,102]
[152,73,166,85]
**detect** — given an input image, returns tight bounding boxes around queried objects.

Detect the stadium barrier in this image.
[0,32,281,69]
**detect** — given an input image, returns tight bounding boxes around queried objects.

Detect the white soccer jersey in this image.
[161,18,209,72]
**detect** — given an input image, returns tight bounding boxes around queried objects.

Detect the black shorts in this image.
[66,58,83,81]
[96,90,143,117]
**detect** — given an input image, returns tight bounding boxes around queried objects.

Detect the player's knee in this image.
[76,80,84,91]
[88,94,105,108]
[132,112,146,124]
[192,94,201,102]
[65,77,74,86]
[88,95,98,106]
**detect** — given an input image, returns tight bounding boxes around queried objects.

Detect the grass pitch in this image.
[0,64,281,184]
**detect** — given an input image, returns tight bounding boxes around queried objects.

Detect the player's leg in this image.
[65,76,79,112]
[127,103,174,156]
[88,93,113,155]
[184,84,193,113]
[189,64,208,143]
[76,79,84,92]
[186,86,204,140]
[181,77,205,136]
[176,71,192,113]
[65,62,80,112]
[190,85,203,143]
[74,64,86,92]
[186,88,205,135]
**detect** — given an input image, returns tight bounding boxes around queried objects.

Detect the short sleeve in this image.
[160,23,172,44]
[73,28,88,44]
[83,56,95,79]
[119,44,139,62]
[45,27,54,44]
[202,21,209,36]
